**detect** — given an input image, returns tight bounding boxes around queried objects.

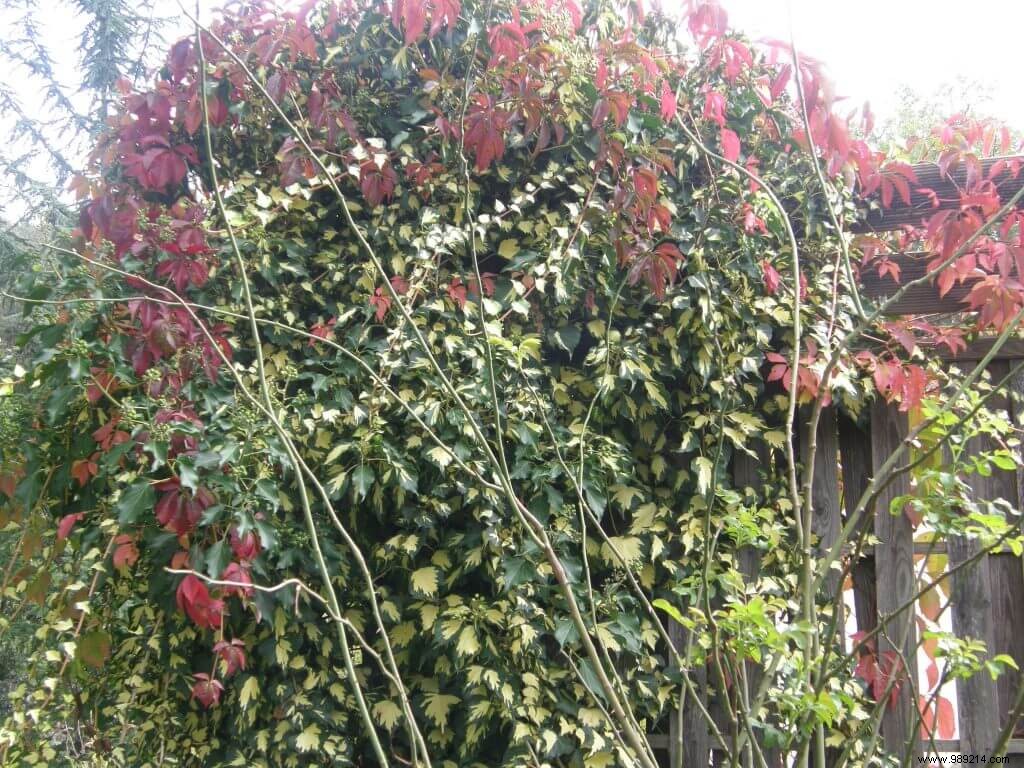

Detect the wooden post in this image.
[949,360,1015,751]
[838,414,878,642]
[669,620,711,768]
[949,534,998,752]
[809,408,843,767]
[990,552,1024,737]
[869,399,919,756]
[732,448,782,768]
[811,408,843,627]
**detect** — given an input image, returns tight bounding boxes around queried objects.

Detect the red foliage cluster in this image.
[852,631,906,710]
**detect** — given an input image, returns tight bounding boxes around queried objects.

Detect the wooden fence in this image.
[645,352,1024,767]
[645,155,1024,763]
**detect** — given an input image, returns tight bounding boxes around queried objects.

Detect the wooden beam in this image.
[732,447,783,768]
[937,337,1024,362]
[858,252,973,316]
[854,156,1024,233]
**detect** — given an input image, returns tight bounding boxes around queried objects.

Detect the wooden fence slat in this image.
[808,409,843,767]
[838,414,878,641]
[949,360,1015,750]
[811,408,843,615]
[989,554,1024,737]
[990,363,1024,738]
[949,535,998,752]
[869,399,919,756]
[669,620,711,768]
[732,449,782,768]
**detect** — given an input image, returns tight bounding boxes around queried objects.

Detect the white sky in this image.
[4,0,1023,214]
[722,0,1024,131]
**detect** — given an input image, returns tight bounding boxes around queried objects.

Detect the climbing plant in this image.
[1,0,1024,766]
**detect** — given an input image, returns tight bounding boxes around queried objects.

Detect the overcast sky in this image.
[4,0,1022,214]
[724,0,1024,132]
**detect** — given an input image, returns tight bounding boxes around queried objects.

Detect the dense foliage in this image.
[1,0,1023,766]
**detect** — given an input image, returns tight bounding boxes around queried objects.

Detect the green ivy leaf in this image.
[652,598,685,625]
[352,465,374,501]
[116,481,155,526]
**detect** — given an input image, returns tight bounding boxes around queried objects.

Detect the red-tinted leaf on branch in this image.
[762,260,781,295]
[359,158,398,208]
[112,534,139,569]
[176,574,224,630]
[191,673,224,708]
[57,513,85,541]
[213,638,247,676]
[463,96,508,171]
[720,127,740,163]
[230,528,261,562]
[155,479,216,537]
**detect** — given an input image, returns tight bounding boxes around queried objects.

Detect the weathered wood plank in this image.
[949,361,1012,752]
[731,448,783,768]
[854,155,1024,233]
[990,365,1024,739]
[808,409,843,767]
[936,337,1024,363]
[869,399,919,756]
[949,535,998,753]
[668,620,712,768]
[811,408,843,604]
[989,554,1024,739]
[838,413,878,640]
[858,251,973,316]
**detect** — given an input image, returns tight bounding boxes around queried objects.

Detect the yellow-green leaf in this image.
[296,723,321,752]
[410,566,439,597]
[600,536,642,565]
[693,456,713,496]
[498,238,519,258]
[239,676,260,709]
[373,700,403,731]
[456,626,480,657]
[423,693,460,731]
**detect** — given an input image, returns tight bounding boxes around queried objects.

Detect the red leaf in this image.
[720,127,740,163]
[220,561,253,598]
[659,79,677,122]
[57,513,84,541]
[309,317,336,345]
[370,287,392,321]
[359,158,398,208]
[702,91,726,127]
[213,638,247,676]
[769,64,791,103]
[448,277,468,310]
[113,535,139,569]
[176,574,224,630]
[71,457,99,487]
[191,673,224,708]
[463,95,508,171]
[156,482,215,536]
[230,528,261,562]
[762,260,781,295]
